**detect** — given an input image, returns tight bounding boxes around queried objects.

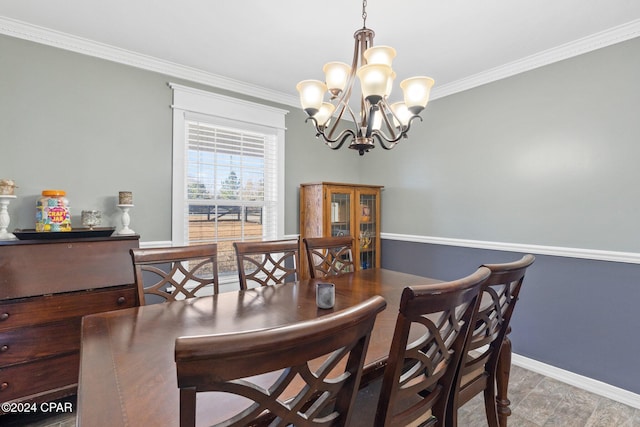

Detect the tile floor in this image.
[4,365,640,426]
[457,365,640,426]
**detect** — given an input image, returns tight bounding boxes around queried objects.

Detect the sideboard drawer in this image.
[0,237,138,299]
[0,286,136,332]
[0,320,82,367]
[0,352,79,404]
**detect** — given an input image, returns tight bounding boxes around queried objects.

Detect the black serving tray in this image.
[13,227,116,240]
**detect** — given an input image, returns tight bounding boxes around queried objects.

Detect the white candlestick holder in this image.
[0,195,17,240]
[116,204,136,235]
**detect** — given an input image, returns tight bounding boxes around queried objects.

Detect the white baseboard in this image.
[512,353,640,410]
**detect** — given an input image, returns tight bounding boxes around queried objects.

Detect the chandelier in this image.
[296,0,434,155]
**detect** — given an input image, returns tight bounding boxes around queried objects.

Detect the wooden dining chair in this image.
[233,238,301,289]
[447,254,535,427]
[352,267,490,427]
[303,236,355,278]
[175,295,387,427]
[130,244,220,306]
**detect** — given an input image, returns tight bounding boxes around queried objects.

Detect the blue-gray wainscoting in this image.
[381,238,640,397]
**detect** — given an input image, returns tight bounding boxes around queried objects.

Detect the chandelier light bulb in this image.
[400,76,435,114]
[363,45,397,66]
[390,102,412,127]
[357,64,393,105]
[371,108,383,130]
[384,71,397,98]
[315,102,336,127]
[323,62,351,96]
[296,80,327,116]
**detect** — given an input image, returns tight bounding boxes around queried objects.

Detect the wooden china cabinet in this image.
[299,182,382,278]
[0,235,139,412]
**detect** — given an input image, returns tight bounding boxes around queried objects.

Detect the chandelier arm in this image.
[373,133,398,150]
[325,103,347,140]
[327,33,363,122]
[364,105,377,138]
[305,116,357,147]
[377,102,401,140]
[321,100,360,142]
[372,114,423,147]
[336,99,361,133]
[404,114,423,133]
[322,129,357,150]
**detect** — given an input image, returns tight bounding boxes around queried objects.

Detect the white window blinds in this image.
[185,120,278,278]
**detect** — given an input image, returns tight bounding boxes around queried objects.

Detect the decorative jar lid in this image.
[42,190,66,197]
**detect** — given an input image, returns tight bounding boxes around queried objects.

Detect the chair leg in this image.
[496,336,512,427]
[483,374,499,427]
[431,395,448,427]
[445,393,459,427]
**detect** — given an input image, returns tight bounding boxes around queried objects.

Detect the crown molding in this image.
[431,19,640,100]
[2,16,639,106]
[381,232,640,265]
[0,16,299,107]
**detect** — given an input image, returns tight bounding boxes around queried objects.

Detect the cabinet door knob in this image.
[0,382,8,391]
[0,313,8,321]
[117,296,126,305]
[0,345,7,352]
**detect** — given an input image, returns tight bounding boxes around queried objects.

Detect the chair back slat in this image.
[304,236,355,278]
[374,267,490,427]
[447,254,535,427]
[175,295,387,427]
[130,244,220,306]
[234,238,300,289]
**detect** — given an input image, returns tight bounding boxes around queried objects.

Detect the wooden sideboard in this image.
[0,235,139,411]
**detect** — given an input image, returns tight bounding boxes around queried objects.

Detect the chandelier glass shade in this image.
[296,1,434,155]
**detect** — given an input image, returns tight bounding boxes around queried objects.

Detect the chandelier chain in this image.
[362,0,367,28]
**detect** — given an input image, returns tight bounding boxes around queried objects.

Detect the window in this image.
[171,83,287,284]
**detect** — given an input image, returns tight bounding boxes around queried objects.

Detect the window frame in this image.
[170,83,287,248]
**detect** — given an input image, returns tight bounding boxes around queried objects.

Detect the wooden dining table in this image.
[76,268,513,426]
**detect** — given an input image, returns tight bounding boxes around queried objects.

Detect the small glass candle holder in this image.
[316,282,335,309]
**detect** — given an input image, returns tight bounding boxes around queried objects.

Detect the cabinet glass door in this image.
[329,191,351,238]
[358,192,377,269]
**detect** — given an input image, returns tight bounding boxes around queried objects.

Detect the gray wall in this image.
[362,37,640,253]
[0,34,361,240]
[2,31,640,396]
[381,240,640,395]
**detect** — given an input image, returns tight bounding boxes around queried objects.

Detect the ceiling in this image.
[2,1,640,105]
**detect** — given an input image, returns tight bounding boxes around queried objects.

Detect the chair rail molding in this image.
[2,16,639,107]
[139,240,173,249]
[381,232,640,265]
